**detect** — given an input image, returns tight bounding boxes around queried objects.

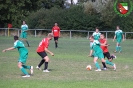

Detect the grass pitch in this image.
[0,36,133,88]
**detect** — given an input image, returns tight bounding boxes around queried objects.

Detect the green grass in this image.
[0,36,133,88]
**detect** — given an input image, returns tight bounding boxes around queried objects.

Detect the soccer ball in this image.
[86,65,91,70]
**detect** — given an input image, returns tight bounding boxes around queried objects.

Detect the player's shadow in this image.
[48,69,56,71]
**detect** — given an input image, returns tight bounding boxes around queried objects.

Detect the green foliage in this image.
[0,0,43,27]
[27,5,103,30]
[1,0,133,38]
[41,0,64,9]
[27,0,133,32]
[100,0,117,29]
[0,0,66,28]
[112,13,133,39]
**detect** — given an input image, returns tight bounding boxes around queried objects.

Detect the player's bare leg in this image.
[108,58,113,62]
[114,43,119,53]
[36,59,45,70]
[24,38,30,47]
[43,56,50,72]
[18,62,30,77]
[20,38,30,47]
[94,57,101,71]
[118,43,122,53]
[101,59,116,70]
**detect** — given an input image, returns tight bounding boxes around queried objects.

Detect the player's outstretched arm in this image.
[45,48,54,56]
[2,47,15,52]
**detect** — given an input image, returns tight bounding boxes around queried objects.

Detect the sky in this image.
[66,0,78,4]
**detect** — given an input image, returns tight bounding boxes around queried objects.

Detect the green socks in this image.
[95,61,114,69]
[105,60,114,66]
[95,62,100,69]
[119,46,121,52]
[116,46,118,51]
[116,46,122,52]
[22,65,31,69]
[20,67,29,75]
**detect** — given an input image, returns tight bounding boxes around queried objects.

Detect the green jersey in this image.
[14,40,28,55]
[21,24,28,32]
[115,29,123,39]
[91,40,103,54]
[92,32,101,40]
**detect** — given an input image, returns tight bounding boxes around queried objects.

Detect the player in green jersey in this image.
[20,21,30,47]
[2,36,33,77]
[113,26,124,53]
[90,27,101,52]
[88,36,116,71]
[92,27,101,40]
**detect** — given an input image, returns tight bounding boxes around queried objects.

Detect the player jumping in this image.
[36,33,54,72]
[113,26,124,53]
[88,36,116,71]
[2,36,33,77]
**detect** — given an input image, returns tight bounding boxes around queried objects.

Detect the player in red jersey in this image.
[52,23,60,48]
[36,33,54,72]
[99,34,116,70]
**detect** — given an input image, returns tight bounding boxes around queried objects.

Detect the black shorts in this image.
[103,52,111,60]
[54,37,58,41]
[37,51,47,59]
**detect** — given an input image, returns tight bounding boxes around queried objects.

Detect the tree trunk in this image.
[71,0,73,5]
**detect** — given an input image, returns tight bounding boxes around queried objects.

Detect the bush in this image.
[27,5,104,31]
[27,1,133,38]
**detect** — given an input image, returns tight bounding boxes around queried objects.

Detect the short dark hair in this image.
[14,36,19,40]
[117,25,119,27]
[96,27,99,29]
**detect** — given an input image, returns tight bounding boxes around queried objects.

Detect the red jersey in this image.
[99,39,108,53]
[36,38,49,52]
[52,26,60,37]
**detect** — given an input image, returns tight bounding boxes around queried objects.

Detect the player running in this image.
[2,36,33,77]
[20,21,30,47]
[88,36,116,71]
[36,33,54,72]
[99,34,116,70]
[52,23,60,48]
[90,27,101,54]
[113,26,124,53]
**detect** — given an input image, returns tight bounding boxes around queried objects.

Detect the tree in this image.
[40,0,65,9]
[0,0,42,27]
[27,5,103,30]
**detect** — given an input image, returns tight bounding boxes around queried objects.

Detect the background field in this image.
[0,36,133,88]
